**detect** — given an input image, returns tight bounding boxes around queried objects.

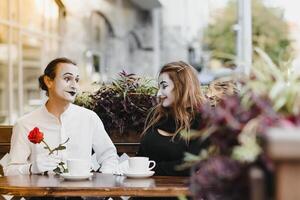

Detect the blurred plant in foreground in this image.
[188,48,300,200]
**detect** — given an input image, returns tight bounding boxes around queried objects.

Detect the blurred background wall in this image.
[1,0,298,125]
[0,0,209,124]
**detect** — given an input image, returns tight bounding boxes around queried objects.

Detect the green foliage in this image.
[74,91,94,110]
[203,0,293,65]
[110,71,157,96]
[242,48,300,116]
[203,1,237,66]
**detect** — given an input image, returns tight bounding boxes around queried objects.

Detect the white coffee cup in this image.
[128,157,156,173]
[67,159,91,175]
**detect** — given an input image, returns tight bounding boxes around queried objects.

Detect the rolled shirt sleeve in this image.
[91,113,119,173]
[5,121,31,176]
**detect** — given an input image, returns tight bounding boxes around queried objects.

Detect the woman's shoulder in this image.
[190,112,202,129]
[142,126,156,137]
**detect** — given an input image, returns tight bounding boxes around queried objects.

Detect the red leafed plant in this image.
[75,71,157,135]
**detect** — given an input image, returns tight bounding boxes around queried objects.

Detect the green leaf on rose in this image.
[53,167,61,174]
[56,146,66,150]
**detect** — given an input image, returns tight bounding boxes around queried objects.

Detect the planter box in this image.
[109,131,141,156]
[266,127,300,200]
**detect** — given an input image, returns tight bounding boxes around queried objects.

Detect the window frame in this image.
[0,0,64,124]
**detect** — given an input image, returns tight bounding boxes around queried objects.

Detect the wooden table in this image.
[0,173,190,197]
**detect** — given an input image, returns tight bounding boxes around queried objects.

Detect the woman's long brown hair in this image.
[142,61,206,141]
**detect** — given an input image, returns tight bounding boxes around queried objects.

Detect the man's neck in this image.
[46,99,70,121]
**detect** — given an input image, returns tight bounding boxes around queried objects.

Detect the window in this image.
[0,0,64,124]
[0,0,8,20]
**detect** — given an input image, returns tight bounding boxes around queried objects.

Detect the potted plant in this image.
[75,71,157,142]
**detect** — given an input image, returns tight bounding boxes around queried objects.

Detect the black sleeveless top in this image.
[137,114,209,176]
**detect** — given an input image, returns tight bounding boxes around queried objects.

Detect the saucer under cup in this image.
[61,172,93,180]
[124,170,155,178]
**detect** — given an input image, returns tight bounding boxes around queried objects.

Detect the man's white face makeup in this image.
[157,72,175,107]
[49,63,80,103]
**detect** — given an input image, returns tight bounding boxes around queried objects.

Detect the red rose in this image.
[28,127,44,144]
[27,127,69,174]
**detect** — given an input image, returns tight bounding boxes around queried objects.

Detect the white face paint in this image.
[48,63,80,103]
[157,72,175,107]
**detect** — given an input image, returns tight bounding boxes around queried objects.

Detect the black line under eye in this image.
[64,77,71,81]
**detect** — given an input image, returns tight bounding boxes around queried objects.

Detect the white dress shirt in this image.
[4,103,119,176]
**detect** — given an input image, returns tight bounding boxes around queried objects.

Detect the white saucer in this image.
[60,172,93,180]
[124,171,155,178]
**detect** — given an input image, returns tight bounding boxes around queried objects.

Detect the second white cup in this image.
[128,157,156,173]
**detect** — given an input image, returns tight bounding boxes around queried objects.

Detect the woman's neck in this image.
[45,98,70,121]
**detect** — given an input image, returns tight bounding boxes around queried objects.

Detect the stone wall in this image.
[59,0,206,87]
[59,0,157,86]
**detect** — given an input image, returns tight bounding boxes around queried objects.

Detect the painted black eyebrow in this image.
[63,72,74,76]
[159,81,167,85]
[63,73,79,78]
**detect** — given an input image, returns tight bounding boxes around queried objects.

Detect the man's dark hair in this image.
[38,57,77,95]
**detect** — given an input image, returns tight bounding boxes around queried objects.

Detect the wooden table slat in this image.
[0,173,190,197]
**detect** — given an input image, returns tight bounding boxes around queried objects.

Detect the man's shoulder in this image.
[13,107,45,133]
[70,104,104,129]
[16,107,43,124]
[71,104,98,117]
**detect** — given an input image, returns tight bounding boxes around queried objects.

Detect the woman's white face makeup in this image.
[157,72,175,107]
[49,63,80,103]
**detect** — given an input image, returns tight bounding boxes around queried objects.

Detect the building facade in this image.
[0,0,208,124]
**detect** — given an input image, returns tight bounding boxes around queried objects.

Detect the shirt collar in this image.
[41,102,75,119]
[61,103,74,116]
[41,103,57,120]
